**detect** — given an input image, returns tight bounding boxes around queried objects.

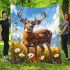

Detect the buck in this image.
[17,10,52,59]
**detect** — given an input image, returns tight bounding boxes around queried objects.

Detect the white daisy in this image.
[41,55,45,60]
[15,48,20,53]
[28,53,35,59]
[54,54,59,58]
[19,53,25,57]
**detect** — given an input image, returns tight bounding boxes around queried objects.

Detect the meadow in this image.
[0,41,70,70]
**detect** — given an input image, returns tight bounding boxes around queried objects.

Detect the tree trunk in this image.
[62,0,69,14]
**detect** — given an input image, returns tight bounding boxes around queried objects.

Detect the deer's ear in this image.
[20,18,26,25]
[20,18,24,22]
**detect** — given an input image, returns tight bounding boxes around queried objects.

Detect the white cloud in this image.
[56,5,59,13]
[53,13,56,20]
[10,5,17,15]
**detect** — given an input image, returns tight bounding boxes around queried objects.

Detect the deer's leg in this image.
[45,42,52,63]
[34,45,37,59]
[39,44,45,55]
[24,40,30,54]
[26,45,29,54]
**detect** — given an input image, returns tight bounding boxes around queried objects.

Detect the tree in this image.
[0,0,10,15]
[62,0,69,14]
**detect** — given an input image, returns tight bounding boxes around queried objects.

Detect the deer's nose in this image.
[29,25,34,28]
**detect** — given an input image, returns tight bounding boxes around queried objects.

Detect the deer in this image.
[17,10,52,60]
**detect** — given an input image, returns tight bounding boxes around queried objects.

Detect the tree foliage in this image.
[0,0,70,15]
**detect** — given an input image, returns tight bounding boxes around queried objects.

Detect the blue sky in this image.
[11,4,59,28]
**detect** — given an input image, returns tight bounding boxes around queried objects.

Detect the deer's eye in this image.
[30,24,34,27]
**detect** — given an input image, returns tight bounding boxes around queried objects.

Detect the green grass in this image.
[0,42,70,70]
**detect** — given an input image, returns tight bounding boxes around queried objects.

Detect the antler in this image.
[40,12,46,20]
[32,12,46,25]
[17,9,22,18]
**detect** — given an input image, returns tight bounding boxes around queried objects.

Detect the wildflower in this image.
[19,53,25,57]
[28,53,35,59]
[54,54,59,58]
[15,48,20,53]
[41,55,44,60]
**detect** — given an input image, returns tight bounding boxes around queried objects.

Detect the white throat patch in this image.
[24,29,28,32]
